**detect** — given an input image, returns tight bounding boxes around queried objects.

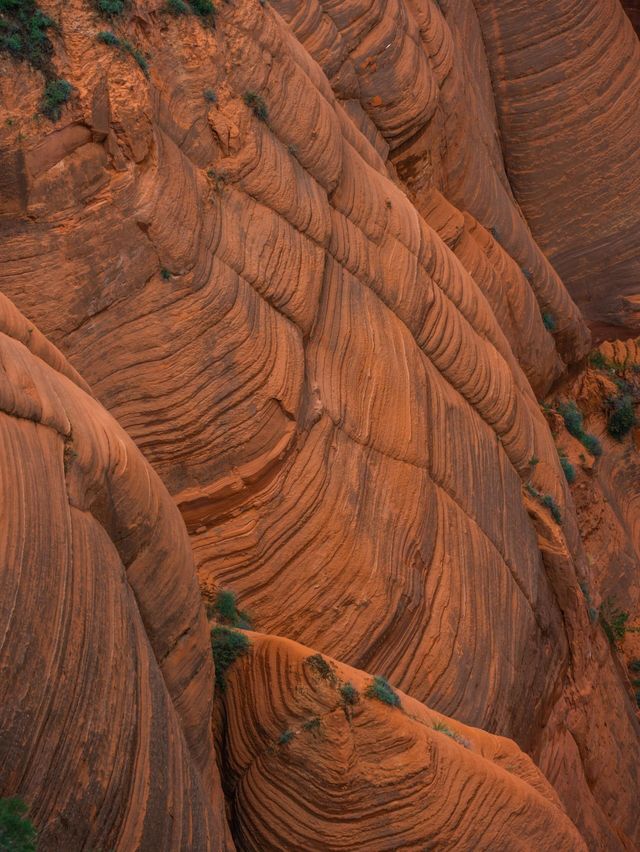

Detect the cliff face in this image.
[0,0,639,849]
[0,294,231,849]
[473,0,640,339]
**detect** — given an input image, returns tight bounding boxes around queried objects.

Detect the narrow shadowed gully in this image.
[1,1,639,850]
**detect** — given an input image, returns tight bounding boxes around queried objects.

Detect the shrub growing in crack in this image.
[244,90,268,122]
[206,589,252,629]
[211,626,250,691]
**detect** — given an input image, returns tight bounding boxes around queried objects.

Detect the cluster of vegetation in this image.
[365,675,401,708]
[0,0,53,67]
[557,400,602,457]
[278,729,294,746]
[0,0,73,121]
[210,625,250,691]
[542,312,556,332]
[40,78,72,120]
[94,0,127,16]
[305,653,337,684]
[302,716,321,734]
[599,598,630,648]
[558,450,576,484]
[97,30,148,75]
[606,393,636,440]
[206,589,252,629]
[203,87,217,103]
[340,682,359,706]
[243,90,268,122]
[432,720,471,749]
[525,482,562,525]
[166,0,217,24]
[0,798,37,852]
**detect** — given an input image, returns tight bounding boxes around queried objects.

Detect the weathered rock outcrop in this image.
[0,293,231,849]
[473,0,640,339]
[0,0,639,849]
[215,632,586,851]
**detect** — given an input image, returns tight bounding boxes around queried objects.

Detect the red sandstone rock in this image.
[0,0,639,848]
[473,0,640,339]
[0,293,231,849]
[216,632,587,850]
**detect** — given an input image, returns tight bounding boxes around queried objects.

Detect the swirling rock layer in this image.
[473,0,640,338]
[216,632,586,851]
[0,294,230,850]
[0,0,639,848]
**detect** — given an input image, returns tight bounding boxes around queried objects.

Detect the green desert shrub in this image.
[167,0,189,12]
[0,0,54,71]
[190,0,214,13]
[97,29,119,45]
[557,401,602,457]
[589,350,607,369]
[606,394,636,440]
[432,721,471,748]
[211,626,250,691]
[340,682,359,706]
[365,676,401,708]
[302,717,321,734]
[305,653,336,682]
[243,90,268,122]
[580,433,602,457]
[559,454,576,484]
[207,589,252,629]
[525,483,562,524]
[97,30,148,75]
[278,729,294,745]
[203,87,217,102]
[542,494,562,524]
[542,312,556,332]
[40,78,72,120]
[94,0,126,16]
[599,598,629,647]
[0,798,37,852]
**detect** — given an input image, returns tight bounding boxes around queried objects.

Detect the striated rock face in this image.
[216,632,587,851]
[0,293,231,850]
[0,0,639,848]
[473,0,640,339]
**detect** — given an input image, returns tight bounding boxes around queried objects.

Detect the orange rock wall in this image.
[217,632,587,851]
[473,0,640,339]
[0,294,231,850]
[0,0,639,848]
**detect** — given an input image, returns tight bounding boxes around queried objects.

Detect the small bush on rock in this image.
[243,90,268,122]
[95,0,126,16]
[606,394,636,440]
[278,729,294,745]
[365,676,401,708]
[0,798,37,852]
[211,626,250,691]
[207,589,252,629]
[340,682,359,705]
[305,653,336,683]
[40,78,72,120]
